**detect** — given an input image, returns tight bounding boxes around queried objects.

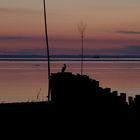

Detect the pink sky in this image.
[0,0,140,55]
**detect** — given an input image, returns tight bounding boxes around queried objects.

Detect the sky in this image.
[0,0,140,56]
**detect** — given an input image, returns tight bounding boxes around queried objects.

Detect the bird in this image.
[61,64,67,73]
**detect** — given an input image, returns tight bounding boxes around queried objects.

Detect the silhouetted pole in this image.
[78,22,86,75]
[81,33,84,75]
[43,0,51,101]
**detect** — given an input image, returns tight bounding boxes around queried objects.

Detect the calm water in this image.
[0,61,140,103]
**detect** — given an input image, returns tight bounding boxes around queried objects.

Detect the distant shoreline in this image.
[0,58,140,61]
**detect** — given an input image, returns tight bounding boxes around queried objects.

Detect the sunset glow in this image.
[0,0,140,55]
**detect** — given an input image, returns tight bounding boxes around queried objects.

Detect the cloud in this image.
[0,47,46,55]
[116,30,140,35]
[0,7,40,14]
[54,45,140,55]
[0,45,140,56]
[0,36,43,41]
[87,45,140,55]
[121,45,140,54]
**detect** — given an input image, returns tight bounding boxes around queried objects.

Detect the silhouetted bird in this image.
[61,64,67,73]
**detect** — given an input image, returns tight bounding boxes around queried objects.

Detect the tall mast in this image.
[43,0,51,101]
[78,22,86,75]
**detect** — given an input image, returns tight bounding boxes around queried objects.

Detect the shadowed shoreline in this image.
[0,72,139,136]
[0,72,139,121]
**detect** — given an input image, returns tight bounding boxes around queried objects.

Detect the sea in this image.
[0,59,140,103]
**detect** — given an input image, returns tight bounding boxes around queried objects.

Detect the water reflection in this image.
[0,61,139,102]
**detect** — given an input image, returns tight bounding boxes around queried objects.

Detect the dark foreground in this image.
[0,72,139,137]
